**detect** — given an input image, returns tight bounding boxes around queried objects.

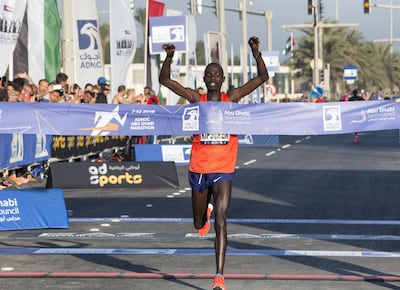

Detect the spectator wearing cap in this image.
[96,83,109,103]
[97,76,108,85]
[48,83,64,103]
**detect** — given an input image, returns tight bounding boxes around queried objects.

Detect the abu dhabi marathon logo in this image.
[323,105,342,131]
[182,106,199,131]
[80,106,128,136]
[77,20,102,68]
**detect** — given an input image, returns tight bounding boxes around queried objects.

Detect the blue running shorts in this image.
[188,171,234,193]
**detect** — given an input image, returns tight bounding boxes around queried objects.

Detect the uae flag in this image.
[13,0,60,83]
[282,33,295,56]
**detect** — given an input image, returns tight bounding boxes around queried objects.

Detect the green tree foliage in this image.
[287,21,400,96]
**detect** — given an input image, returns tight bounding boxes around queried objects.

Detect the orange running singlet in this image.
[189,93,238,174]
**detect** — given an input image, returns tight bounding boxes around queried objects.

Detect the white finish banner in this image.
[109,0,136,96]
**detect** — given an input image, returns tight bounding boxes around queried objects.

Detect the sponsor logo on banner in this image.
[0,197,20,223]
[323,105,342,131]
[115,31,134,56]
[80,106,127,136]
[77,19,102,69]
[88,163,143,188]
[182,106,199,131]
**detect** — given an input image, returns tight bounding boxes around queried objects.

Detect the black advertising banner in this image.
[46,161,179,189]
[51,135,129,159]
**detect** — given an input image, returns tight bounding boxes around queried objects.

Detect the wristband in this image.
[254,52,262,60]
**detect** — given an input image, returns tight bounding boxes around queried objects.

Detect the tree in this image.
[287,21,400,97]
[99,23,110,64]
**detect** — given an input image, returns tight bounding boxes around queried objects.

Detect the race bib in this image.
[200,134,230,145]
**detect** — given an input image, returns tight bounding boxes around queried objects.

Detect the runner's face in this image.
[204,64,224,91]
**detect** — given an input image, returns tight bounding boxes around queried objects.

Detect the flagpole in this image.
[144,0,149,87]
[290,31,294,95]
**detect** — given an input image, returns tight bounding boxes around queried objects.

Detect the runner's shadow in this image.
[228,240,400,290]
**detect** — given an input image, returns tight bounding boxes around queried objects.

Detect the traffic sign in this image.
[265,83,277,96]
[343,65,358,81]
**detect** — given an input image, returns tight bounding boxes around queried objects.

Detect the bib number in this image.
[200,134,230,145]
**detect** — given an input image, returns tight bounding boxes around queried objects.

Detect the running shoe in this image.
[1,180,12,188]
[197,203,213,237]
[212,274,225,290]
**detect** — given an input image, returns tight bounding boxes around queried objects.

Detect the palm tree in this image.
[288,22,400,97]
[99,23,110,64]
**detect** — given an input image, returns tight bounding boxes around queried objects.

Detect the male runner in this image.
[159,36,269,290]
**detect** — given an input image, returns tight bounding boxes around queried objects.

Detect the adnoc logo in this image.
[80,106,127,136]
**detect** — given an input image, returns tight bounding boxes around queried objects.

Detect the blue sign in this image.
[149,16,187,54]
[0,188,69,231]
[262,50,280,73]
[344,65,358,81]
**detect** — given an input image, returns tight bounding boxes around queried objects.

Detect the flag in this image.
[110,0,136,98]
[282,34,295,56]
[71,0,104,88]
[144,0,164,90]
[205,31,221,64]
[148,0,165,17]
[13,0,60,83]
[0,0,27,77]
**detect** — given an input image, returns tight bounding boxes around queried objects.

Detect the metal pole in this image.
[62,0,75,83]
[265,10,272,51]
[219,0,228,92]
[241,0,248,91]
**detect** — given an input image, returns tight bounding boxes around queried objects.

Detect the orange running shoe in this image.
[212,274,225,290]
[197,203,213,237]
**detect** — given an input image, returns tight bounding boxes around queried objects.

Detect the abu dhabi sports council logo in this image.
[323,105,342,131]
[182,106,199,131]
[80,106,128,136]
[78,20,100,50]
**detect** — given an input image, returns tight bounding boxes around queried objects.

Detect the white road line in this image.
[243,159,257,166]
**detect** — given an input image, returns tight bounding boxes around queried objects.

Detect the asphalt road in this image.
[1,130,400,290]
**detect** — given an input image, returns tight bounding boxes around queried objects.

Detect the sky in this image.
[95,0,400,56]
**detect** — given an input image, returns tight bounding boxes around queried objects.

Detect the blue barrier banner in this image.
[0,188,69,231]
[0,101,399,136]
[0,134,51,169]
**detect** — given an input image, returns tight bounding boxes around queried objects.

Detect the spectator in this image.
[143,86,159,105]
[96,83,110,103]
[0,88,7,102]
[55,72,69,93]
[35,79,50,102]
[349,89,364,143]
[48,83,64,103]
[7,82,22,102]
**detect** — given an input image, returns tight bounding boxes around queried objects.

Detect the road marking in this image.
[13,232,400,241]
[67,217,400,225]
[1,248,399,258]
[281,144,291,149]
[265,151,276,156]
[243,159,257,166]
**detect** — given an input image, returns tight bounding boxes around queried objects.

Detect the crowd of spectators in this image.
[0,72,160,106]
[0,71,161,189]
